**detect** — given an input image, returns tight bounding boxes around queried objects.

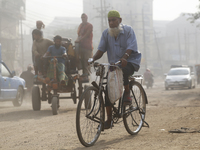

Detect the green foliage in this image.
[185,1,200,23]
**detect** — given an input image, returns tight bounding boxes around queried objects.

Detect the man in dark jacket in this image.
[20,65,34,93]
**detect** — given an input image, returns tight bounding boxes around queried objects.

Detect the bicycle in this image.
[76,60,149,147]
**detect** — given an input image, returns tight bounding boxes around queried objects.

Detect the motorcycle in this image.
[144,78,154,89]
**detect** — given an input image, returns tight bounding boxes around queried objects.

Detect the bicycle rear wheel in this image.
[123,80,147,135]
[76,86,104,147]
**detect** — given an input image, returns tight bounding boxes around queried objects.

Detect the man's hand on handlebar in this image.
[119,58,127,67]
[62,53,67,58]
[88,58,94,64]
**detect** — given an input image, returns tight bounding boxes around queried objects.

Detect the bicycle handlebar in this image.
[88,58,121,67]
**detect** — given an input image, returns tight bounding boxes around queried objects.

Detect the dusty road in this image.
[0,80,200,150]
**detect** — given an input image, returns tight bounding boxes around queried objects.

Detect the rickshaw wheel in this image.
[84,85,91,109]
[52,97,59,115]
[32,86,41,111]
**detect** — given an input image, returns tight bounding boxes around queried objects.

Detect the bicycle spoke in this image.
[76,86,104,147]
[123,81,147,135]
[130,113,139,126]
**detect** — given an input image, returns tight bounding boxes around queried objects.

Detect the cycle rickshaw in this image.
[32,38,90,115]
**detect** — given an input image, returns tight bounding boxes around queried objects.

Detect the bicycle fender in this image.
[141,86,148,104]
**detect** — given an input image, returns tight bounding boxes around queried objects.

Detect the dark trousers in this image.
[80,48,92,76]
[122,62,135,86]
[105,62,135,107]
[34,56,48,74]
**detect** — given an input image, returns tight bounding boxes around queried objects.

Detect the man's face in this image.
[108,17,121,28]
[81,15,87,24]
[55,39,62,48]
[36,23,42,30]
[33,34,41,41]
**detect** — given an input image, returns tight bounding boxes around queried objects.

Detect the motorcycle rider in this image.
[143,68,154,88]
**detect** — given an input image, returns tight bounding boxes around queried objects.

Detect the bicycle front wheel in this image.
[76,86,105,147]
[123,81,147,135]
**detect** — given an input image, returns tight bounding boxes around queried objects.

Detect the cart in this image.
[32,38,90,115]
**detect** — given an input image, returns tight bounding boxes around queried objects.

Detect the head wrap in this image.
[36,20,45,28]
[107,10,120,18]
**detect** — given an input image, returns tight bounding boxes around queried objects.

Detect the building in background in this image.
[45,17,80,40]
[154,14,200,73]
[166,14,200,66]
[0,0,26,72]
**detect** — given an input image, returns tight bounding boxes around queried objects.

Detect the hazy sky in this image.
[24,0,199,29]
[153,0,199,20]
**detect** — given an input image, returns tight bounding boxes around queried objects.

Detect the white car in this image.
[165,67,195,90]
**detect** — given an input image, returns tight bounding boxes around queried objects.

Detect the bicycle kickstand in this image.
[143,120,150,128]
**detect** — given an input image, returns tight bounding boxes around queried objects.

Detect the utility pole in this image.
[177,29,182,64]
[184,29,188,63]
[93,0,111,33]
[154,30,164,74]
[195,30,198,64]
[103,0,108,28]
[142,7,147,69]
[0,44,1,96]
[20,19,24,71]
[130,10,133,27]
[0,16,1,41]
[100,0,103,33]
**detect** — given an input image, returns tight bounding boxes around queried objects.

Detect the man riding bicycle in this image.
[90,10,141,129]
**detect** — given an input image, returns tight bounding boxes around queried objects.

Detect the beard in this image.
[108,24,123,37]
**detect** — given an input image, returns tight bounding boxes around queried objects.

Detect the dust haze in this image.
[0,0,200,150]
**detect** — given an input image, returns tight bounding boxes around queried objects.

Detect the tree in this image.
[186,1,200,23]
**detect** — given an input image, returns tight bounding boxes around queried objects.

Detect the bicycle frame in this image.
[89,62,142,124]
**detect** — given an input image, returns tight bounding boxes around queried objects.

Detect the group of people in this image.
[32,13,93,81]
[20,13,94,94]
[21,10,142,129]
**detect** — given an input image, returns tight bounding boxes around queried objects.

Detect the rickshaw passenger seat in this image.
[65,57,78,75]
[70,70,78,74]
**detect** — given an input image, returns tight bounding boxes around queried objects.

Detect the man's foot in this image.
[123,92,132,105]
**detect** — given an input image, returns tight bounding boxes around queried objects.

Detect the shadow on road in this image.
[0,109,53,122]
[0,106,13,109]
[71,134,136,150]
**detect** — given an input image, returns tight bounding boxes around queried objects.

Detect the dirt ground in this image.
[0,79,200,150]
